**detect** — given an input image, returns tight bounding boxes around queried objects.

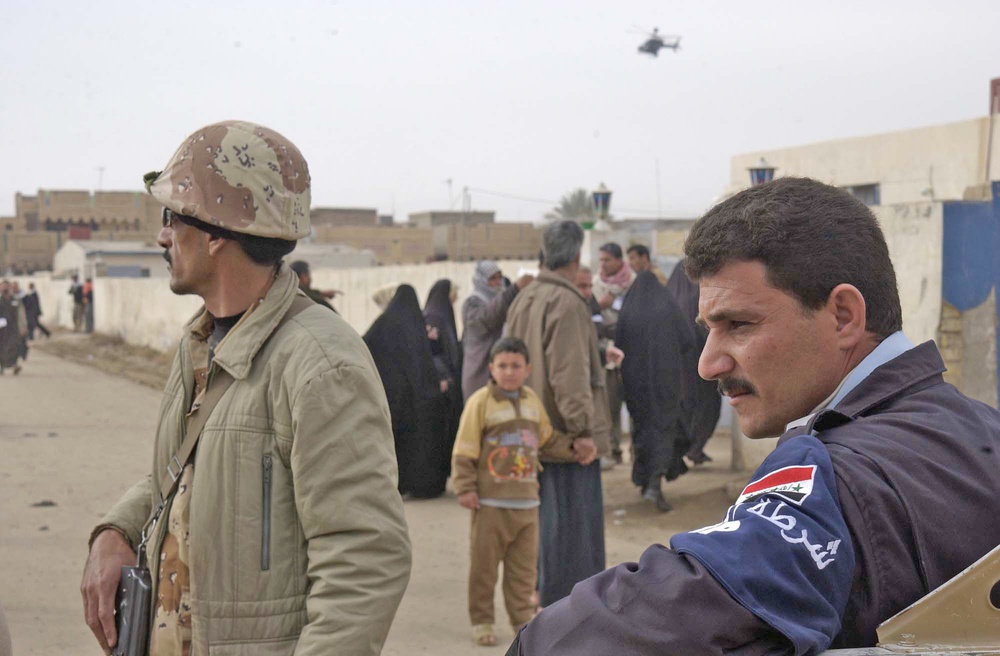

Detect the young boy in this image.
[452,337,570,647]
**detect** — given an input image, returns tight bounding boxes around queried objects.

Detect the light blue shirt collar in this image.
[785,331,914,432]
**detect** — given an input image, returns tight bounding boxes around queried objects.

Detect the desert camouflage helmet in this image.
[144,120,311,240]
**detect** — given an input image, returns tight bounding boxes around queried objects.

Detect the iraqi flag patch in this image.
[737,465,816,506]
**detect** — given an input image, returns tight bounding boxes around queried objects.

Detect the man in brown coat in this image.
[506,220,610,608]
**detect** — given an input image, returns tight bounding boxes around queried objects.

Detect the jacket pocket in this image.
[261,454,273,571]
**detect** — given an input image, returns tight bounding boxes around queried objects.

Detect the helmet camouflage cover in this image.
[145,120,311,240]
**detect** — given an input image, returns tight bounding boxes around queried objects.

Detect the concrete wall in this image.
[14,260,536,353]
[729,116,1000,203]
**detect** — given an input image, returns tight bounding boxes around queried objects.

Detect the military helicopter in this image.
[631,27,681,57]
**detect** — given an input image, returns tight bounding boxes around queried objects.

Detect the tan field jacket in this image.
[506,269,611,460]
[94,267,411,655]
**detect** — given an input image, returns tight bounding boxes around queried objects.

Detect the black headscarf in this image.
[424,279,462,381]
[364,284,449,498]
[665,260,722,454]
[616,271,699,488]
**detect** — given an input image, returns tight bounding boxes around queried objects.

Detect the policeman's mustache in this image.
[718,378,756,397]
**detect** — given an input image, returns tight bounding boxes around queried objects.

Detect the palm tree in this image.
[547,188,595,221]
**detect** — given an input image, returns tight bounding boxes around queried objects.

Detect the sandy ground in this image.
[3,335,743,655]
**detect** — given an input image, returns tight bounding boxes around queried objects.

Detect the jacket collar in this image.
[831,340,945,418]
[537,269,586,301]
[184,265,300,380]
[488,380,527,402]
[779,341,946,443]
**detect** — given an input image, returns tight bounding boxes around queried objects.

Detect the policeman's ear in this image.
[826,283,867,350]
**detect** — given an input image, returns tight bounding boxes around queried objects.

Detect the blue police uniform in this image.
[508,338,1000,655]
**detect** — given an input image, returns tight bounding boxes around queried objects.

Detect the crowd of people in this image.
[352,222,723,645]
[0,280,46,375]
[78,121,999,656]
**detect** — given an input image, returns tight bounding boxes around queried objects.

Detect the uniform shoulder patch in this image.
[737,465,816,506]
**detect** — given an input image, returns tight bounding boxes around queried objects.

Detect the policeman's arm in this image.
[513,435,855,656]
[290,364,411,656]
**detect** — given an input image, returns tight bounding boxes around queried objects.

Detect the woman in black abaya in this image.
[666,260,723,464]
[616,271,699,512]
[423,279,464,477]
[363,285,449,498]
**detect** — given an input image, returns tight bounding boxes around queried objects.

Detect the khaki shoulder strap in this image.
[156,293,314,502]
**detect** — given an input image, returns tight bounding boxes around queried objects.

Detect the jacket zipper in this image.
[261,454,272,571]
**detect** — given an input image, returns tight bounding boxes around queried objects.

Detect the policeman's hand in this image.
[458,491,481,510]
[573,437,597,466]
[515,275,534,290]
[81,529,136,655]
[605,344,625,366]
[598,293,615,310]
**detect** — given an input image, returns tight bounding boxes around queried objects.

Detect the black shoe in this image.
[642,485,673,513]
[687,451,713,465]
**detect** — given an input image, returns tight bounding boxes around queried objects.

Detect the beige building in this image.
[313,225,435,265]
[436,223,544,261]
[728,115,1000,204]
[53,240,167,279]
[408,210,495,228]
[16,189,162,235]
[310,207,380,228]
[1,231,60,274]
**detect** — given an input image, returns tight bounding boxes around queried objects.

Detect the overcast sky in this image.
[2,0,999,222]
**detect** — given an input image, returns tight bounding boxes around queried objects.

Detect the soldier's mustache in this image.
[163,251,171,266]
[718,378,756,397]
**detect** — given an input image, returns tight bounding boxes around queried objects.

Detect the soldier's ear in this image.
[206,234,230,257]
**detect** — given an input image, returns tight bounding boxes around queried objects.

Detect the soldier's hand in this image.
[515,275,534,290]
[81,529,136,655]
[573,437,597,466]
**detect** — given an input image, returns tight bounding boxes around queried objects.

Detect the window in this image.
[842,184,881,206]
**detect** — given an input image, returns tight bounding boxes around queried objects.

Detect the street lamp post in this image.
[591,182,612,231]
[748,158,776,186]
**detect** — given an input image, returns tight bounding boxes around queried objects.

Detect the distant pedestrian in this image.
[591,242,636,467]
[452,337,567,646]
[365,285,451,498]
[83,278,94,333]
[69,274,84,331]
[11,282,28,362]
[666,259,722,464]
[626,244,669,286]
[616,271,699,511]
[22,283,49,339]
[506,220,609,608]
[289,260,339,311]
[0,281,27,375]
[461,260,533,400]
[424,279,464,465]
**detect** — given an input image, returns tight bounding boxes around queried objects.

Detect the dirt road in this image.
[1,343,740,655]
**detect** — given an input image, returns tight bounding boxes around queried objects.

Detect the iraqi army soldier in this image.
[80,121,412,655]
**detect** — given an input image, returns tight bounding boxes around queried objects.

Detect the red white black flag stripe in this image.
[737,465,816,506]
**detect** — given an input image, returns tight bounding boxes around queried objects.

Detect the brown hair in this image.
[684,177,902,337]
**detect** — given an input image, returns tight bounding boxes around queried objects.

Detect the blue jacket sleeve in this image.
[512,435,853,656]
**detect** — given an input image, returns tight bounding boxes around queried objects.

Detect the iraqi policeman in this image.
[508,177,1000,655]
